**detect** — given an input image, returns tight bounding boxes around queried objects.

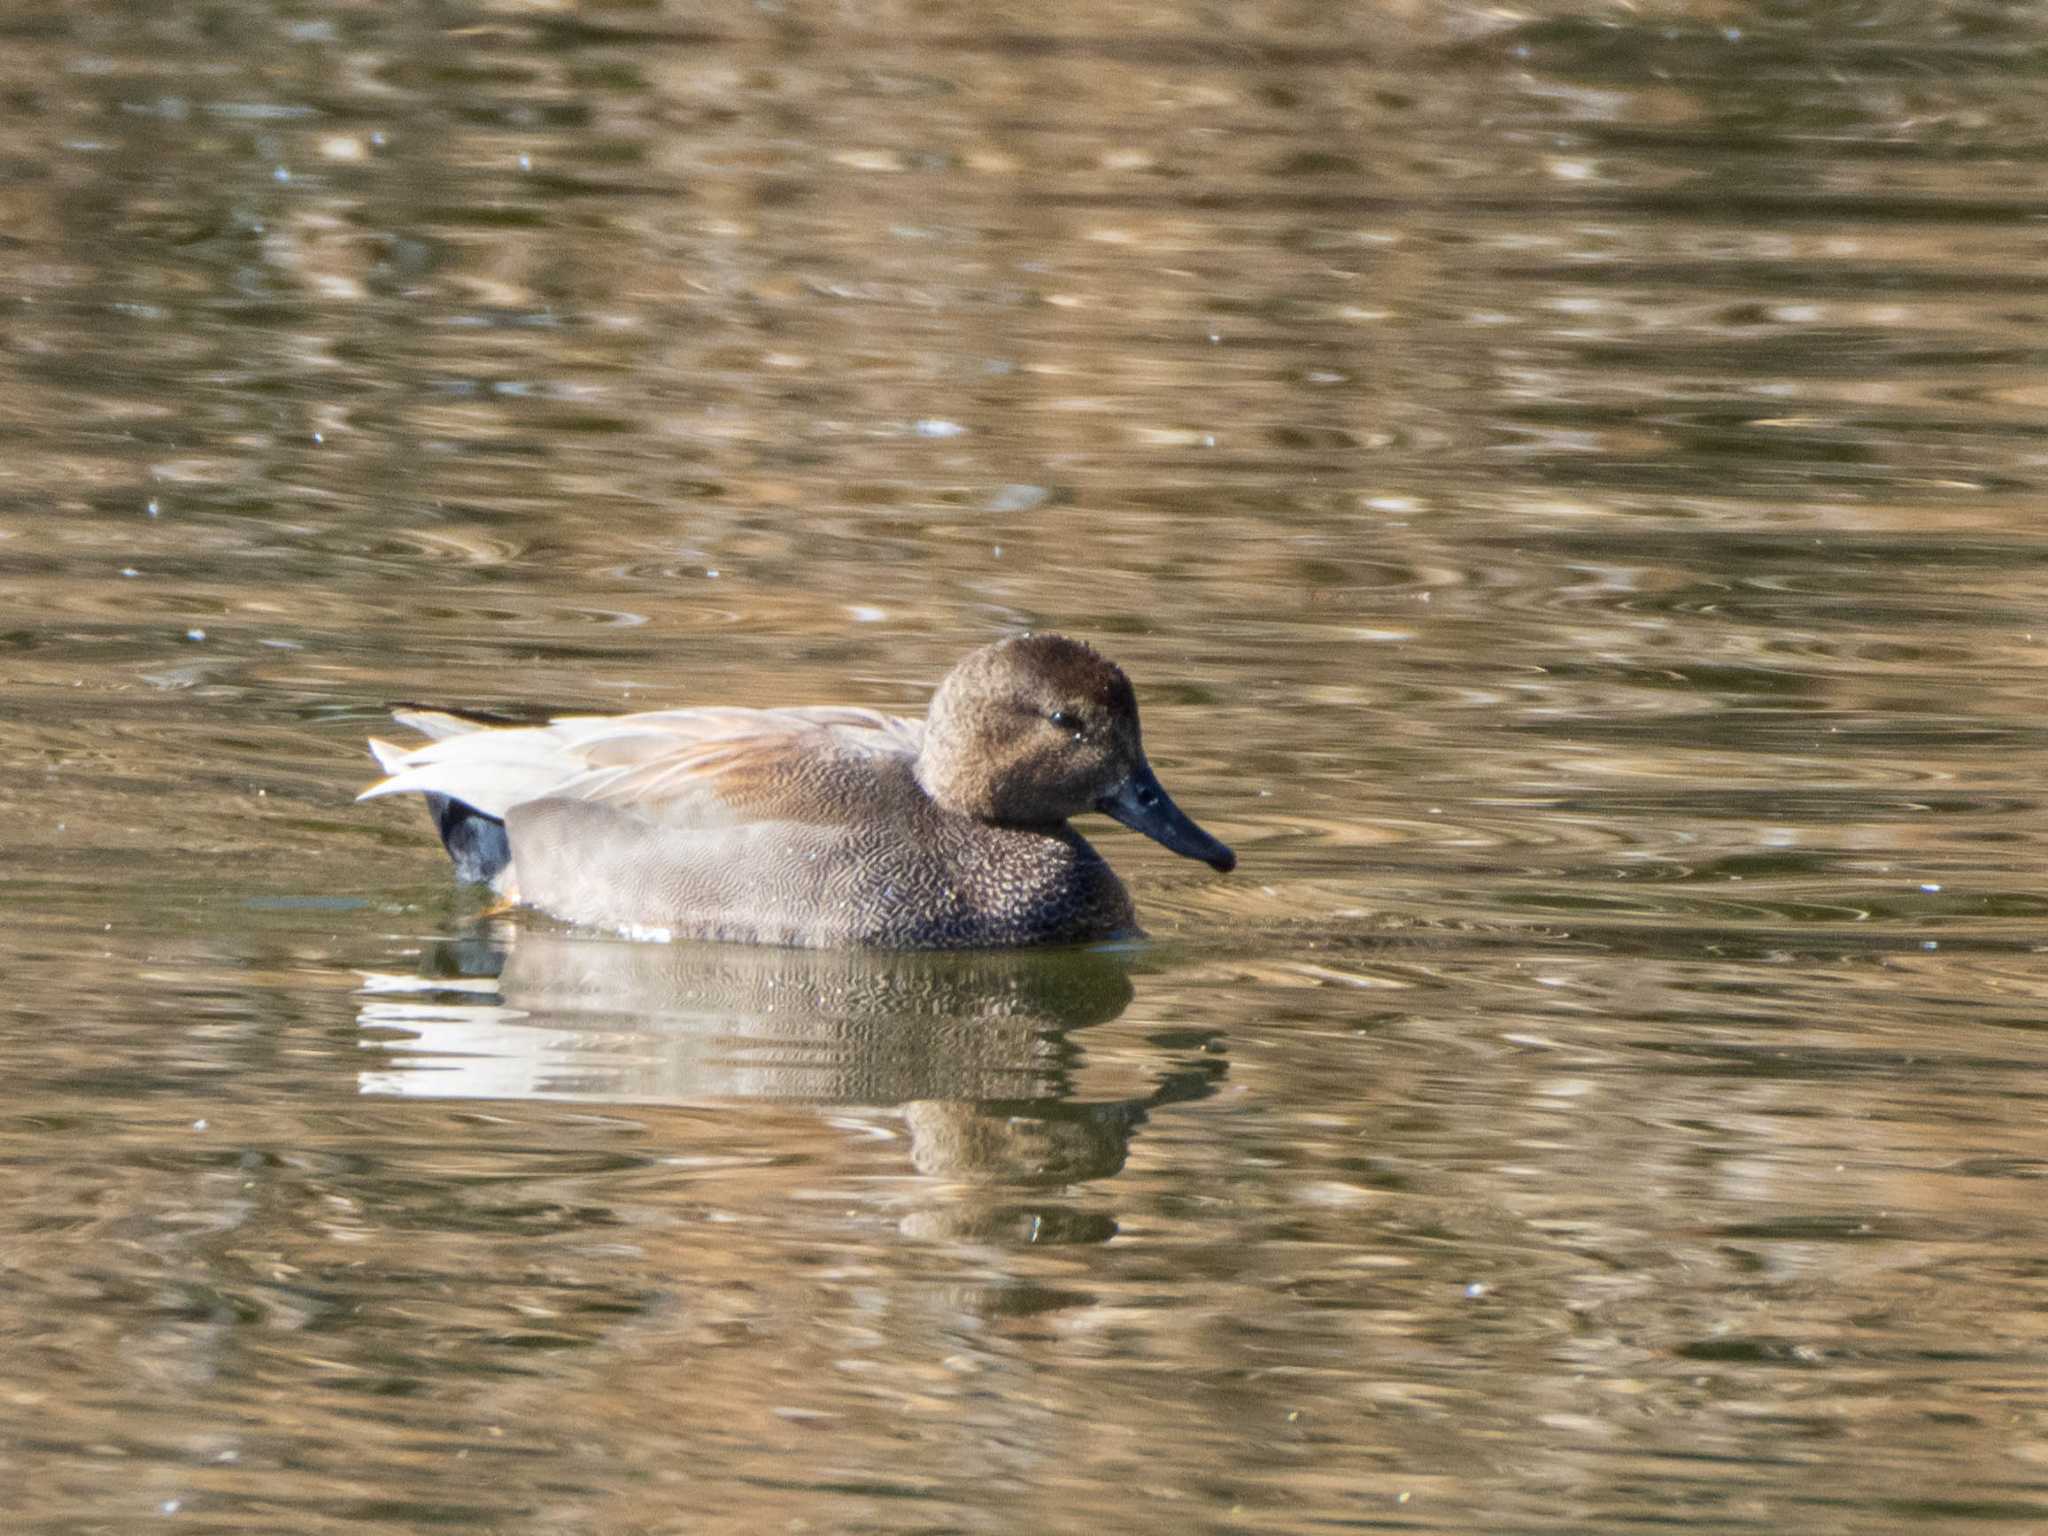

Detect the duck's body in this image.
[360,635,1233,950]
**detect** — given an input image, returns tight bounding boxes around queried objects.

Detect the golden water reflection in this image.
[10,0,2048,1530]
[360,933,1218,1221]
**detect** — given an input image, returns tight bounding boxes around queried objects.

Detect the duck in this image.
[358,633,1234,949]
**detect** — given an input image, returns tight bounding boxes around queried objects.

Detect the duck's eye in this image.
[1047,709,1084,737]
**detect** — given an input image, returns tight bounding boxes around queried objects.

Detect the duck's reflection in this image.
[358,929,1224,1219]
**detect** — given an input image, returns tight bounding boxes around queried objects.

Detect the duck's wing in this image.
[360,706,923,829]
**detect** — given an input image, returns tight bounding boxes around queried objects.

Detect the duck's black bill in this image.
[1096,761,1237,873]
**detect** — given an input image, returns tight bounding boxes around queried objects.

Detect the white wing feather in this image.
[359,706,923,824]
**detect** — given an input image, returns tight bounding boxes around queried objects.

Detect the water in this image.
[8,1,2048,1529]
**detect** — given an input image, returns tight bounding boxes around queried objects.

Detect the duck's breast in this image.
[505,767,1137,950]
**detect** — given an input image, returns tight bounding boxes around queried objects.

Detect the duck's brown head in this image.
[917,633,1236,873]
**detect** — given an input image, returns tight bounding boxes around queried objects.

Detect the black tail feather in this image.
[424,792,513,885]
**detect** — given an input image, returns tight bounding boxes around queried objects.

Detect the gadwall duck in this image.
[359,634,1234,949]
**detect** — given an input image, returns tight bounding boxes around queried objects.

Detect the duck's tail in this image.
[420,791,513,886]
[363,711,516,887]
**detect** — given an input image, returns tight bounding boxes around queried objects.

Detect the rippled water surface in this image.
[10,2,2048,1530]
